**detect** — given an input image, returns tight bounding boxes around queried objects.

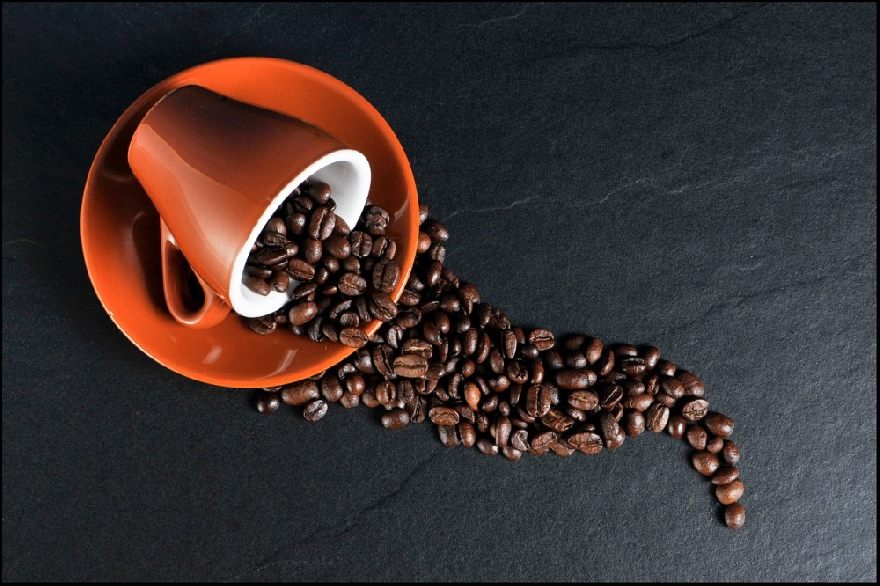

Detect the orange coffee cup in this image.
[128,85,371,328]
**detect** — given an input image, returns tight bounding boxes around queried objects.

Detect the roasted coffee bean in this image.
[645,403,670,432]
[437,425,460,447]
[369,292,398,322]
[247,315,276,334]
[623,410,646,437]
[350,231,373,257]
[527,328,555,351]
[529,431,557,455]
[706,435,725,454]
[595,349,615,376]
[372,258,400,292]
[305,181,332,204]
[567,389,599,411]
[724,503,746,529]
[549,439,576,457]
[598,383,623,410]
[458,283,480,313]
[525,384,553,418]
[270,271,290,292]
[422,219,449,242]
[304,238,323,264]
[245,275,273,296]
[656,359,677,377]
[495,416,513,447]
[339,327,368,348]
[458,422,477,447]
[464,382,482,412]
[393,354,429,378]
[722,440,741,464]
[286,258,316,281]
[286,211,307,236]
[417,232,432,253]
[564,353,588,369]
[321,377,344,403]
[686,425,708,450]
[308,206,335,240]
[246,264,273,278]
[567,431,604,455]
[622,393,653,412]
[281,381,320,406]
[506,360,530,384]
[292,195,314,213]
[510,429,530,452]
[555,370,597,390]
[716,480,745,505]
[620,356,647,377]
[681,398,710,421]
[641,345,661,368]
[476,438,498,456]
[288,301,318,326]
[303,399,328,422]
[541,409,575,433]
[677,370,705,396]
[666,414,686,439]
[382,409,410,430]
[710,466,740,485]
[336,272,366,296]
[655,392,676,408]
[253,247,288,267]
[255,392,280,414]
[704,412,734,438]
[600,413,624,449]
[644,374,660,395]
[429,406,460,426]
[292,281,317,300]
[692,451,720,476]
[660,376,685,399]
[364,205,390,235]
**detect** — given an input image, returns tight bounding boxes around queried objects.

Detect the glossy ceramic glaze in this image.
[81,58,419,388]
[129,86,371,322]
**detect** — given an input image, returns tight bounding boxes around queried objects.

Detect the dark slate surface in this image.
[2,3,876,582]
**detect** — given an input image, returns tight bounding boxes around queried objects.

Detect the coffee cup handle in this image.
[160,220,231,329]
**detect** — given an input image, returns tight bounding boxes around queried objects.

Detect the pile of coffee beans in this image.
[247,199,746,529]
[242,180,399,347]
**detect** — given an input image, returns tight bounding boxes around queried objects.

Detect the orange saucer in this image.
[81,58,419,388]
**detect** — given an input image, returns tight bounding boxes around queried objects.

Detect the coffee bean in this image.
[437,425,460,447]
[288,301,318,326]
[305,181,332,204]
[706,435,725,454]
[704,412,734,438]
[429,406,460,426]
[666,414,686,439]
[724,503,746,529]
[339,327,368,348]
[710,466,740,485]
[681,398,710,421]
[721,440,741,464]
[286,258,316,281]
[369,292,398,322]
[595,349,614,376]
[620,356,647,377]
[510,429,530,452]
[382,409,410,430]
[623,410,645,437]
[364,205,390,235]
[567,389,599,411]
[597,383,623,410]
[417,232,431,253]
[303,399,328,422]
[458,421,476,447]
[308,206,336,240]
[529,431,557,455]
[641,345,661,368]
[255,392,280,414]
[655,392,676,408]
[245,276,272,296]
[246,264,273,278]
[541,409,574,433]
[422,219,449,242]
[372,258,400,292]
[692,451,720,476]
[528,328,555,351]
[660,376,685,399]
[393,354,429,378]
[320,377,344,403]
[281,381,320,406]
[525,384,552,418]
[549,439,576,457]
[568,431,604,454]
[715,480,745,505]
[656,360,677,377]
[287,212,307,236]
[686,425,708,450]
[476,438,498,456]
[645,403,670,432]
[600,413,624,449]
[465,382,482,412]
[555,370,597,390]
[677,371,705,396]
[621,393,653,412]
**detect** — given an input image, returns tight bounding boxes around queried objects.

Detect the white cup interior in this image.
[228,149,371,318]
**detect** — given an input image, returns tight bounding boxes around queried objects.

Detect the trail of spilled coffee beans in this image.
[245,182,746,529]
